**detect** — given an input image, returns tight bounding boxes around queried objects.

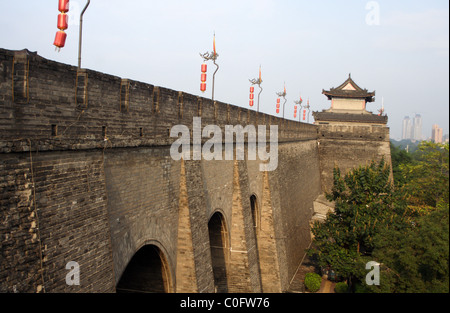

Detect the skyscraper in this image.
[432,124,443,143]
[402,116,412,140]
[412,114,422,141]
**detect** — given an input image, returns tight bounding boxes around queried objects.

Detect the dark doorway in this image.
[250,195,259,230]
[116,245,172,293]
[208,212,229,293]
[250,195,263,289]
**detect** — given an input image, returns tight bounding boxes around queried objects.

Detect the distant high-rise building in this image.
[432,124,443,143]
[402,116,412,140]
[412,114,422,141]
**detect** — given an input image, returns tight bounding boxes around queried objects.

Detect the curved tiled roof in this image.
[322,74,375,102]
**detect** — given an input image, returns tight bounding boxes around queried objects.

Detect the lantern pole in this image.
[200,34,219,102]
[199,52,219,101]
[276,88,287,119]
[304,99,311,123]
[212,58,219,102]
[249,69,263,112]
[78,0,90,69]
[294,97,303,123]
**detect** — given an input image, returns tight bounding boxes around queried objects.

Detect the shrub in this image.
[334,282,348,293]
[354,282,370,293]
[304,273,322,292]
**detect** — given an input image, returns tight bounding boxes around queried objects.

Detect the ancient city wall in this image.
[0,48,323,293]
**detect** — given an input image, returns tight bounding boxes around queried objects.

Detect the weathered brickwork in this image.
[175,159,198,293]
[0,150,115,293]
[0,152,42,293]
[0,48,391,293]
[317,124,392,192]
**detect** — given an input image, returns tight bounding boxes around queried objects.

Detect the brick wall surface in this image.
[0,48,391,293]
[317,124,392,192]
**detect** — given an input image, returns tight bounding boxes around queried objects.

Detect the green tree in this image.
[308,158,415,288]
[390,142,412,187]
[310,143,449,293]
[371,203,449,293]
[399,142,449,209]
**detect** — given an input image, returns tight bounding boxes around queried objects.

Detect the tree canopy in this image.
[309,141,449,293]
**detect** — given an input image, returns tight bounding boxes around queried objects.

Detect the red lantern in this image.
[54,0,69,50]
[200,63,207,92]
[59,0,70,13]
[249,86,255,107]
[276,108,280,114]
[57,13,68,30]
[303,109,306,120]
[54,31,67,48]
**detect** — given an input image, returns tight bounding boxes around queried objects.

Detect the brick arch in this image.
[208,210,230,293]
[249,193,261,231]
[116,241,174,293]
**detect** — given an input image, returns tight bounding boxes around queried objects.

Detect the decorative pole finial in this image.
[294,95,303,122]
[200,33,219,102]
[276,83,287,118]
[304,98,311,123]
[249,65,263,112]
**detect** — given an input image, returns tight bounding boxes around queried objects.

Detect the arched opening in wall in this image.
[208,212,229,293]
[250,195,262,287]
[250,195,260,231]
[116,244,172,293]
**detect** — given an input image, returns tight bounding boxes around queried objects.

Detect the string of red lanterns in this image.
[249,66,263,111]
[54,0,70,50]
[200,63,207,92]
[276,83,287,116]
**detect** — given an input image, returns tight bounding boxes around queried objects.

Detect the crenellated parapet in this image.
[0,48,317,154]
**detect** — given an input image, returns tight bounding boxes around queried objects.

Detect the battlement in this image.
[318,124,390,141]
[0,48,393,294]
[0,48,317,154]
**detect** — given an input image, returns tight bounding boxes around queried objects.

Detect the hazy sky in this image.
[1,0,448,139]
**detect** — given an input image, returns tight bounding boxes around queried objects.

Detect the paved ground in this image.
[318,278,336,293]
[286,248,336,293]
